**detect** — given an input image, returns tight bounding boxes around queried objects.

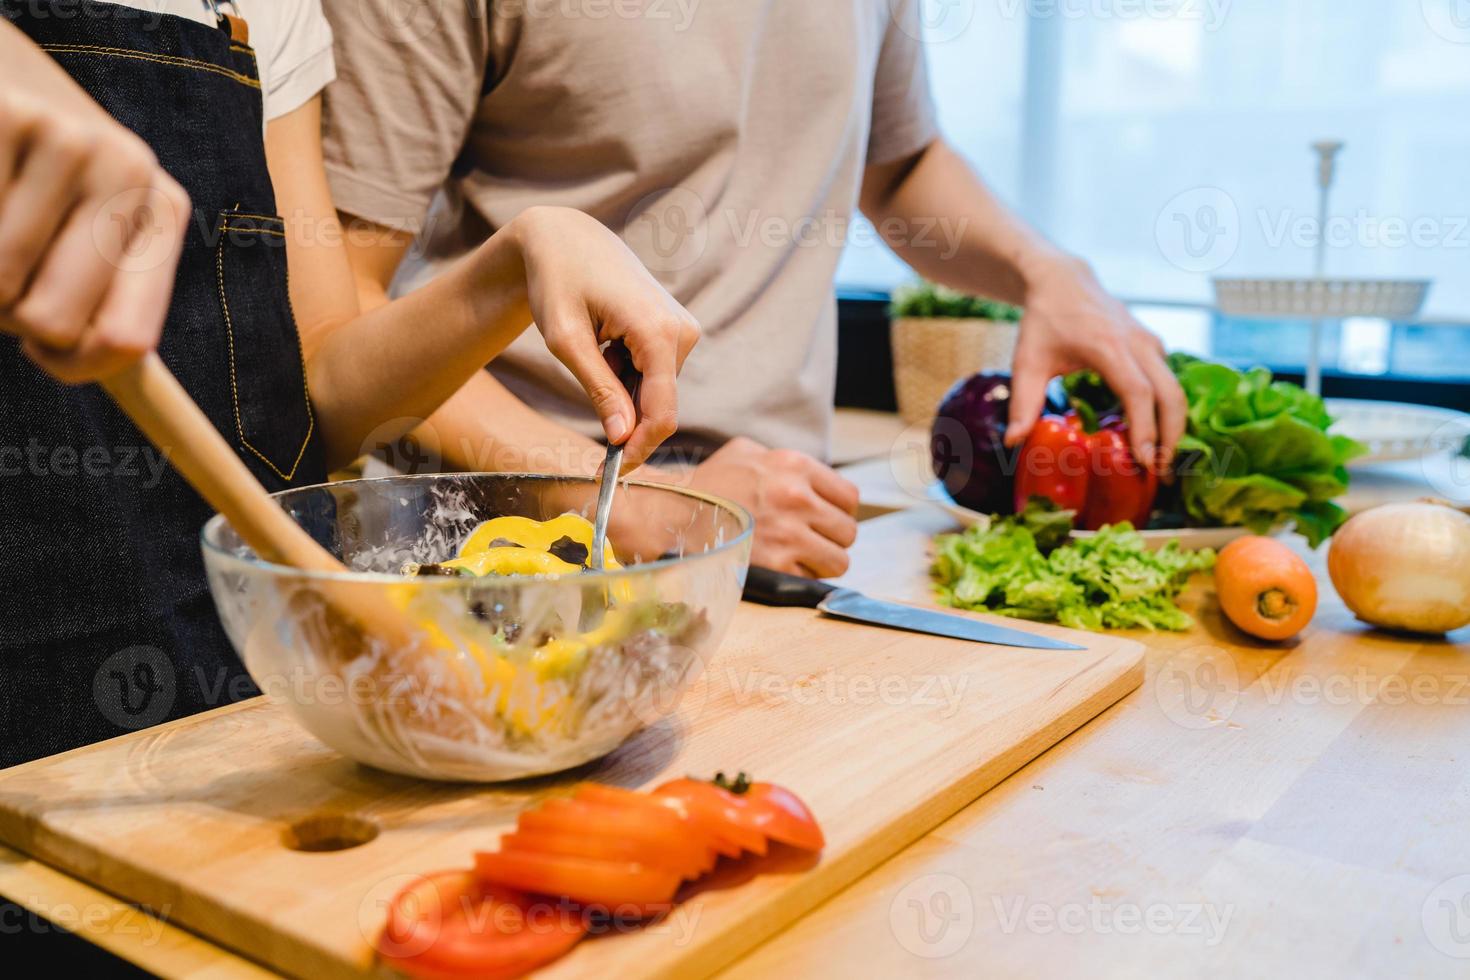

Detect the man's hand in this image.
[1006,254,1186,469]
[685,437,859,578]
[858,141,1184,469]
[0,23,189,383]
[512,206,701,472]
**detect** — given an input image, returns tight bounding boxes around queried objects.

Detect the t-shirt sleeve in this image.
[319,0,491,233]
[867,0,940,165]
[258,0,336,122]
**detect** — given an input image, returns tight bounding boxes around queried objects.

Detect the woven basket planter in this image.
[890,316,1019,426]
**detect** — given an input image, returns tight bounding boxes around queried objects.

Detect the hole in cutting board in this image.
[283,813,380,852]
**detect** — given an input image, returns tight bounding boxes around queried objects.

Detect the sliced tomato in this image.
[519,798,708,878]
[655,778,825,853]
[501,828,712,878]
[654,795,748,859]
[375,869,584,980]
[742,782,825,851]
[571,783,657,809]
[475,849,680,915]
[572,784,722,871]
[652,779,768,856]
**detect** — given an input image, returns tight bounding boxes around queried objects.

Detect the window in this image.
[840,1,1470,341]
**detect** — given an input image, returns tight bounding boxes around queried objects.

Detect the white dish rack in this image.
[1213,277,1429,321]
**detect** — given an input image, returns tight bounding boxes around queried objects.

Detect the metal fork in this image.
[590,341,642,570]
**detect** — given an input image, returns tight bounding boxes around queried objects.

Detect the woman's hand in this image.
[0,22,189,383]
[509,206,700,472]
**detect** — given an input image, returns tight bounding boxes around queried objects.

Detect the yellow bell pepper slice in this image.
[390,513,654,735]
[457,514,621,570]
[441,546,581,578]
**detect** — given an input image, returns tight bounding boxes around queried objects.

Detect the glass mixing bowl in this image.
[201,474,752,781]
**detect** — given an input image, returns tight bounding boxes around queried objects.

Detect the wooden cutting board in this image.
[0,544,1142,979]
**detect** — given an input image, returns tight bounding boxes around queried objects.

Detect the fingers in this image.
[807,495,858,549]
[15,190,129,352]
[1097,351,1158,468]
[618,310,699,470]
[766,452,857,548]
[692,440,856,579]
[547,309,695,468]
[794,527,851,579]
[1133,333,1186,467]
[765,455,858,572]
[29,173,188,383]
[0,99,19,197]
[768,454,859,547]
[518,208,699,464]
[669,306,699,371]
[805,459,860,516]
[1005,332,1052,448]
[542,310,638,447]
[0,91,179,384]
[0,119,91,316]
[618,329,680,473]
[753,523,851,580]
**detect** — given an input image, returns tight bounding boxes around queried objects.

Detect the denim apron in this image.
[0,1,326,765]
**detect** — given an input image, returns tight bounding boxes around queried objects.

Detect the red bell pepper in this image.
[1015,412,1156,530]
[1012,414,1091,514]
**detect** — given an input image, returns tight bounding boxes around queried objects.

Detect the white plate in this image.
[1326,398,1470,465]
[925,482,1255,552]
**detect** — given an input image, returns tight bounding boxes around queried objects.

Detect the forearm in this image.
[861,139,1069,305]
[305,224,532,469]
[415,370,615,475]
[871,145,1184,462]
[344,229,617,478]
[327,204,696,475]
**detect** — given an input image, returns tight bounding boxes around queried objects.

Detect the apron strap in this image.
[203,0,249,44]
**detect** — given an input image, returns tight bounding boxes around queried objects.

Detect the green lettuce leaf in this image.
[933,510,1215,632]
[1169,359,1366,546]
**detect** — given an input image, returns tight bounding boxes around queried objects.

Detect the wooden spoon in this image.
[101,352,418,646]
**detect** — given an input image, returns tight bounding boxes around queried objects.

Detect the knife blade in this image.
[741,565,1086,651]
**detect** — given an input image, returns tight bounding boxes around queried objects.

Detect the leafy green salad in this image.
[933,502,1215,632]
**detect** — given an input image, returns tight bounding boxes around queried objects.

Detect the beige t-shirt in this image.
[322,0,937,460]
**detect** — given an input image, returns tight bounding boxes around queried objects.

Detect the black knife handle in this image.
[742,565,837,608]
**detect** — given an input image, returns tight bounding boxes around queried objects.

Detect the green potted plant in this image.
[888,282,1023,425]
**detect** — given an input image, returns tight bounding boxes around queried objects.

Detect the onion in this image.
[1327,500,1470,634]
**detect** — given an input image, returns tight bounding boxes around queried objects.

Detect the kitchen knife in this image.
[741,565,1086,651]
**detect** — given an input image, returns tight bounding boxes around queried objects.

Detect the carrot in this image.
[1214,535,1317,640]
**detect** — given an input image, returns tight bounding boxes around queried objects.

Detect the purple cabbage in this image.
[931,372,1018,515]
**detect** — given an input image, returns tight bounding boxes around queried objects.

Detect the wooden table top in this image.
[722,505,1470,978]
[5,413,1469,977]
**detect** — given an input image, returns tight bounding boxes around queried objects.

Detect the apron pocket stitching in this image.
[219,223,284,237]
[224,212,284,225]
[214,222,315,482]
